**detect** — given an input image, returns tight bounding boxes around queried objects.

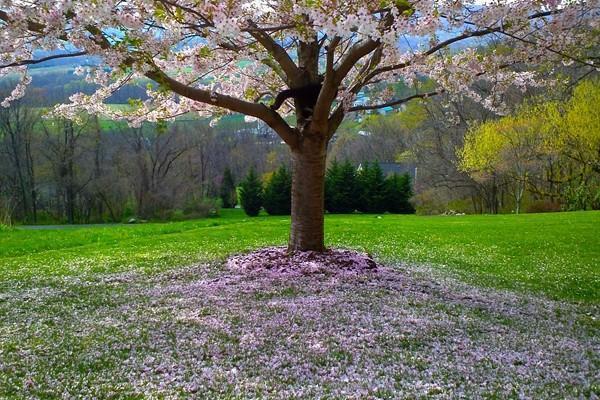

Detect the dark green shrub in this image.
[563,182,600,211]
[385,173,415,214]
[263,166,292,215]
[239,168,263,216]
[526,200,561,213]
[183,197,221,218]
[325,160,359,213]
[325,160,341,212]
[357,161,387,213]
[220,167,237,208]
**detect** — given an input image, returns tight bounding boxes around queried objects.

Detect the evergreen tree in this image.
[263,166,292,215]
[325,160,340,212]
[325,160,358,213]
[356,162,370,212]
[385,173,415,214]
[398,173,415,214]
[357,161,387,213]
[219,167,237,208]
[239,167,263,217]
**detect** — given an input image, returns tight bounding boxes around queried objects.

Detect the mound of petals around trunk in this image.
[226,246,378,276]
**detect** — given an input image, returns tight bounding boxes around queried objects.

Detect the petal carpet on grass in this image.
[0,248,597,399]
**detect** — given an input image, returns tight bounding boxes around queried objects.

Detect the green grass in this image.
[0,210,598,398]
[1,210,598,302]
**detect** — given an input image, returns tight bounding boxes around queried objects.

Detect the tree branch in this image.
[0,8,299,146]
[315,8,412,129]
[334,38,381,85]
[498,30,598,69]
[145,68,298,148]
[348,89,445,112]
[246,20,301,85]
[0,51,88,69]
[324,28,493,131]
[446,8,598,69]
[366,27,499,82]
[312,38,381,129]
[325,36,341,77]
[327,106,345,140]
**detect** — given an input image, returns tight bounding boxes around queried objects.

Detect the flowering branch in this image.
[348,89,444,112]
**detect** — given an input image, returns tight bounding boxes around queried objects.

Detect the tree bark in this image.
[6,128,30,220]
[288,133,327,252]
[67,123,76,224]
[25,132,36,224]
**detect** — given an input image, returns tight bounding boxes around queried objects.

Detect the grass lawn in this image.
[1,209,598,302]
[0,211,598,398]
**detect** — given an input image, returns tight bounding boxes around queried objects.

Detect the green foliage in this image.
[357,162,387,213]
[0,224,13,232]
[263,166,292,215]
[459,79,600,212]
[325,160,359,213]
[327,161,415,214]
[413,189,447,216]
[385,173,415,214]
[554,79,600,166]
[325,160,341,212]
[182,197,221,219]
[563,182,600,211]
[239,168,263,217]
[220,168,237,209]
[121,200,136,222]
[33,210,66,225]
[458,107,543,176]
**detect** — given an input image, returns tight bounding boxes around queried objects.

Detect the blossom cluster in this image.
[0,0,597,124]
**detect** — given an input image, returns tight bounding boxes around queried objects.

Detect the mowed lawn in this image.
[1,210,598,302]
[1,211,599,398]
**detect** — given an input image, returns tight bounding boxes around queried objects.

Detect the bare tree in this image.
[0,95,39,222]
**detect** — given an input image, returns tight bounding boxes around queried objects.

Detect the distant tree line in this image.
[0,96,289,225]
[2,74,597,223]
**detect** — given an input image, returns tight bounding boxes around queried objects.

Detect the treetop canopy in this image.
[0,0,598,143]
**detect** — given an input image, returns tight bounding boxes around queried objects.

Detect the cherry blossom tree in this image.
[0,0,598,251]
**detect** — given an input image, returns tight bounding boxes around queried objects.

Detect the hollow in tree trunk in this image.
[288,132,327,252]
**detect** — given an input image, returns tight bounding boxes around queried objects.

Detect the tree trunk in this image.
[289,134,327,252]
[8,130,30,220]
[25,136,36,224]
[515,181,524,214]
[66,181,75,224]
[65,123,76,224]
